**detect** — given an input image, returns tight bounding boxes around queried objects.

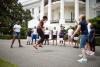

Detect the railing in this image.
[51,19,75,23]
[44,0,60,6]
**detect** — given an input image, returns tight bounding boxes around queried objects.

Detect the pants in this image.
[89,38,95,52]
[37,28,45,44]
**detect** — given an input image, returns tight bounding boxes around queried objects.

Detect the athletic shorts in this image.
[52,35,57,39]
[13,32,20,37]
[80,35,88,48]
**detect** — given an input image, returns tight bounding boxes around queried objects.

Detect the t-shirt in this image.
[79,20,88,35]
[44,30,49,35]
[59,30,64,37]
[87,23,91,33]
[33,29,37,34]
[53,30,57,35]
[27,31,32,36]
[68,29,73,36]
[13,24,21,32]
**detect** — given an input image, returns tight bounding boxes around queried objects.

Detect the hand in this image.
[71,35,74,39]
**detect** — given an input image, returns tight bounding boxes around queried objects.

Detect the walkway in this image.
[0,40,100,67]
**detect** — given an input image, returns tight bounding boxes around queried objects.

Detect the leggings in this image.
[37,28,45,44]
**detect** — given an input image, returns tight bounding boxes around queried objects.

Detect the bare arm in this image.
[72,25,81,36]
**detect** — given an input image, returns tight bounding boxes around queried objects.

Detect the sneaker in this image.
[33,46,38,49]
[10,46,13,48]
[78,54,83,57]
[19,45,23,47]
[77,58,87,63]
[90,52,95,56]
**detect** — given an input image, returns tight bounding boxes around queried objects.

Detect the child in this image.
[88,25,95,55]
[27,28,32,45]
[44,27,50,45]
[59,29,64,46]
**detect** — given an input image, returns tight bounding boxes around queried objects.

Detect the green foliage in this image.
[63,35,68,40]
[89,16,100,35]
[0,58,18,67]
[95,37,100,46]
[0,0,32,38]
[0,35,12,39]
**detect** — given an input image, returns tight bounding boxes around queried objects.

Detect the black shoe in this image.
[10,46,13,48]
[33,46,38,49]
[73,46,76,48]
[19,45,23,47]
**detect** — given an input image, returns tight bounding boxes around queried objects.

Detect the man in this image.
[10,21,23,48]
[33,16,47,49]
[71,15,88,63]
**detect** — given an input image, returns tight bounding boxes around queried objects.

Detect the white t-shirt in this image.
[13,24,21,32]
[68,29,73,36]
[44,30,50,35]
[33,28,37,34]
[53,30,57,35]
[87,23,91,33]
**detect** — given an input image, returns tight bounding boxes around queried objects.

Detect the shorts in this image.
[45,35,49,39]
[32,34,37,39]
[74,37,79,41]
[80,35,88,48]
[13,32,20,37]
[27,36,32,41]
[59,35,64,38]
[52,35,57,39]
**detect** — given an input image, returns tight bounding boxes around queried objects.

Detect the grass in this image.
[0,58,18,67]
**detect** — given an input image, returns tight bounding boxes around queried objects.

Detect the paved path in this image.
[0,39,100,67]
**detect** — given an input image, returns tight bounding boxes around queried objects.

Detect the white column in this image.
[75,0,79,22]
[34,7,39,20]
[47,0,52,25]
[40,0,44,20]
[86,0,90,20]
[59,0,65,25]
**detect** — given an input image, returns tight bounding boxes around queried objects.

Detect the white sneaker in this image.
[86,51,90,55]
[77,58,87,63]
[90,52,95,56]
[78,54,83,57]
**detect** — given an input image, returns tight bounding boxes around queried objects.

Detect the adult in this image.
[33,16,47,49]
[10,21,23,48]
[71,15,88,63]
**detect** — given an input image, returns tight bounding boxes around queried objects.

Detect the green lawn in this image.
[0,58,18,67]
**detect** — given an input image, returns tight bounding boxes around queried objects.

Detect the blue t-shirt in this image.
[79,20,88,35]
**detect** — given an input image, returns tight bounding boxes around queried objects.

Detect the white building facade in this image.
[21,0,100,29]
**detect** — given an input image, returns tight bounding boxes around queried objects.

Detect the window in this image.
[39,7,40,13]
[32,8,34,14]
[96,11,100,16]
[96,0,100,3]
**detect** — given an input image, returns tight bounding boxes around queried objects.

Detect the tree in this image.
[0,0,32,35]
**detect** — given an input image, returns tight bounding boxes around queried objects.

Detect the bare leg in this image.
[53,40,54,45]
[18,37,23,47]
[10,36,16,48]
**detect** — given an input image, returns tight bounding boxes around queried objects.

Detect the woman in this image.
[33,16,47,49]
[71,14,88,63]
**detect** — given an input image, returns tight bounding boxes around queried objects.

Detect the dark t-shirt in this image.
[27,31,32,37]
[79,20,88,35]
